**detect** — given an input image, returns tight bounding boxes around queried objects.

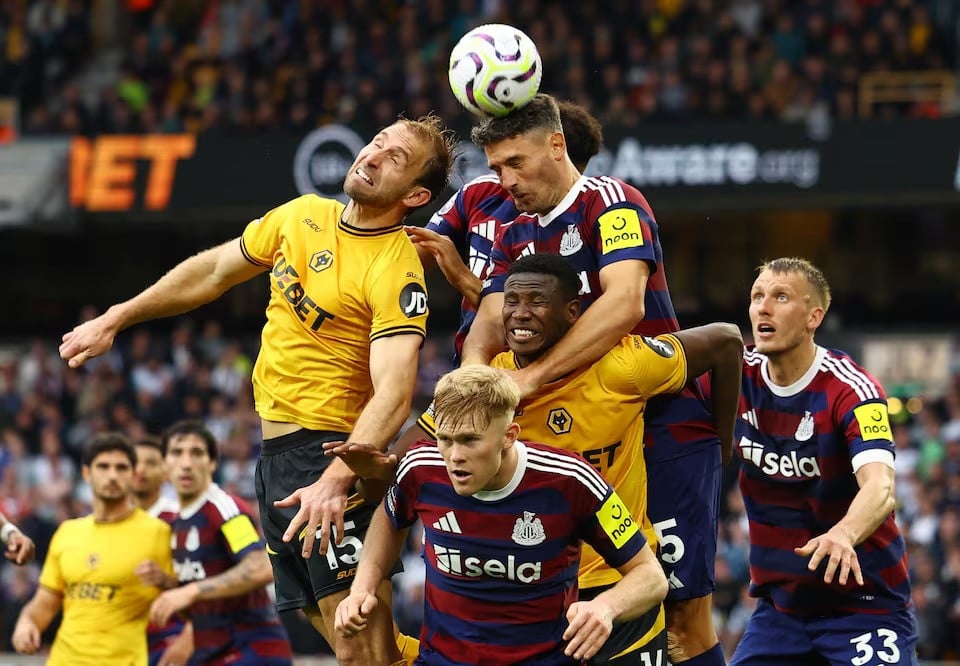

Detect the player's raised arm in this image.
[406,226,482,307]
[59,237,268,368]
[672,323,744,464]
[335,504,408,637]
[12,586,62,654]
[278,332,422,558]
[517,259,648,392]
[460,290,506,365]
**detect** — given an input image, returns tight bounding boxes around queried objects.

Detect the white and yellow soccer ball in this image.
[448,24,543,117]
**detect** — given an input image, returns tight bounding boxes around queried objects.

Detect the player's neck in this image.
[178,482,212,510]
[766,340,818,387]
[485,445,520,491]
[341,200,404,230]
[93,498,137,524]
[135,490,160,512]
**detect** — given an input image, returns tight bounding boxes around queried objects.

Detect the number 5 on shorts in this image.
[652,518,686,590]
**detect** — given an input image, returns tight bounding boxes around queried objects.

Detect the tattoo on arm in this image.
[195,550,271,600]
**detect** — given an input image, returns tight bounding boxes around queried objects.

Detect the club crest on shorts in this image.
[795,411,815,442]
[512,511,545,546]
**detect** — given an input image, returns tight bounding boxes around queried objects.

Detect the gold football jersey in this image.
[241,194,428,432]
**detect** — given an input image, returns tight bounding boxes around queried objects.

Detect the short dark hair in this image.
[557,101,603,171]
[135,435,163,455]
[759,257,832,311]
[470,94,561,147]
[506,254,582,302]
[161,419,219,463]
[83,433,137,467]
[398,114,458,208]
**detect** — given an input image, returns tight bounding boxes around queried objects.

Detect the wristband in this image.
[0,522,19,545]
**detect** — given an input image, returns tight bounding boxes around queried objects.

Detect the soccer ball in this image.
[448,24,543,117]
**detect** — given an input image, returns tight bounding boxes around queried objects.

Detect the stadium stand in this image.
[2,0,960,661]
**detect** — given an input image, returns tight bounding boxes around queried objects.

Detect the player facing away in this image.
[730,258,917,665]
[132,435,192,666]
[59,116,456,664]
[335,364,668,665]
[12,434,174,665]
[330,253,743,664]
[145,420,292,665]
[460,93,727,665]
[405,100,603,362]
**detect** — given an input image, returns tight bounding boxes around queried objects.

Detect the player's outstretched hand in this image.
[405,226,463,278]
[12,618,41,654]
[322,441,399,481]
[275,476,348,558]
[158,625,194,666]
[335,589,379,636]
[59,313,119,368]
[563,599,616,661]
[150,583,199,627]
[795,525,864,586]
[5,530,35,565]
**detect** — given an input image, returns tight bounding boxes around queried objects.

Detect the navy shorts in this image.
[645,444,722,602]
[730,598,918,666]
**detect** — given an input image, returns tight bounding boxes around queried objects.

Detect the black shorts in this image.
[579,584,666,665]
[255,429,402,612]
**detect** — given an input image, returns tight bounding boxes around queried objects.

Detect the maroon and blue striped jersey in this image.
[736,345,911,615]
[481,175,716,461]
[386,440,646,665]
[426,175,518,360]
[169,485,292,665]
[147,497,182,665]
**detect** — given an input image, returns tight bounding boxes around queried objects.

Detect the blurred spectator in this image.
[8,0,957,136]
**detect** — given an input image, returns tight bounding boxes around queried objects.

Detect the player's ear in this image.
[402,186,432,210]
[504,422,520,447]
[550,131,566,160]
[81,465,91,484]
[564,298,581,322]
[807,305,825,332]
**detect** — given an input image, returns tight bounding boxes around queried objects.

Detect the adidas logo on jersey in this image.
[433,545,542,584]
[432,511,462,534]
[174,558,208,582]
[738,436,821,479]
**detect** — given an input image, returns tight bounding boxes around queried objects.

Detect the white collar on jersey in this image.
[178,483,220,520]
[760,345,828,397]
[146,495,179,518]
[537,175,589,227]
[472,440,529,502]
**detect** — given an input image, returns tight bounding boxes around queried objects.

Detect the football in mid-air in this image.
[448,24,542,117]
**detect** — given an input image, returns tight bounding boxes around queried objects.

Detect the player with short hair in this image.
[12,433,174,664]
[730,258,917,665]
[330,253,743,663]
[133,435,190,666]
[335,364,668,664]
[142,419,292,665]
[405,100,604,361]
[461,93,728,664]
[59,116,456,664]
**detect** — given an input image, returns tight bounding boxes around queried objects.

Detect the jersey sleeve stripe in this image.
[525,449,608,500]
[822,356,878,402]
[744,349,763,366]
[584,178,612,208]
[836,356,880,399]
[239,237,271,268]
[370,325,426,342]
[599,176,627,202]
[208,486,241,520]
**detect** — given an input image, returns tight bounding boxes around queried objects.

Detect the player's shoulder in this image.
[817,346,886,402]
[130,508,174,537]
[523,441,609,500]
[580,175,650,209]
[743,344,766,377]
[490,351,518,370]
[459,174,506,199]
[199,484,246,524]
[54,514,94,537]
[396,441,445,482]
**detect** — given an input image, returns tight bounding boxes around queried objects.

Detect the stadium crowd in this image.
[0,321,958,658]
[3,0,958,138]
